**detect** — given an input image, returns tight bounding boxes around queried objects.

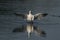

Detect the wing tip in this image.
[43,13,48,17]
[41,31,46,37]
[12,27,25,32]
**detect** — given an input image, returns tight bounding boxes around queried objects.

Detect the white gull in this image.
[14,10,48,22]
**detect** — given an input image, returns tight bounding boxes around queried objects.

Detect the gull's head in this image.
[29,10,32,14]
[28,32,31,38]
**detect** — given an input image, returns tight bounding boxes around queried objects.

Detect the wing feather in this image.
[13,25,26,32]
[34,26,46,37]
[34,13,48,20]
[14,13,27,18]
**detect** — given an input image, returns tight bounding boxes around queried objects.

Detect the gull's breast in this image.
[27,15,34,21]
[26,26,33,33]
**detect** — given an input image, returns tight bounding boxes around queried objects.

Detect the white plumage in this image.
[14,10,48,22]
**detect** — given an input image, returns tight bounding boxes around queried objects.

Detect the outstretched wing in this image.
[34,13,48,20]
[13,26,26,32]
[14,13,27,18]
[34,26,46,37]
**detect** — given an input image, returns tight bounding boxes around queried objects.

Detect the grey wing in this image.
[34,26,46,37]
[14,13,27,18]
[13,25,26,32]
[34,13,48,20]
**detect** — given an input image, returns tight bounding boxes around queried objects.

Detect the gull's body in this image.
[13,23,46,38]
[15,10,48,22]
[26,23,33,38]
[26,11,34,22]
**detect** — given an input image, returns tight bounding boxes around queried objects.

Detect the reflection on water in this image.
[13,22,46,38]
[0,0,60,40]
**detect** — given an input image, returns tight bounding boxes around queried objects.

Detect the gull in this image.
[14,10,48,22]
[13,23,46,38]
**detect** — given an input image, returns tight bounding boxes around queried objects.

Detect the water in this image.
[0,0,60,40]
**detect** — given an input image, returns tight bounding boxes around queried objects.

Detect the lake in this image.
[0,0,60,40]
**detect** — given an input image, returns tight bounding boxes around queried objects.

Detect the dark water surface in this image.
[0,0,60,40]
